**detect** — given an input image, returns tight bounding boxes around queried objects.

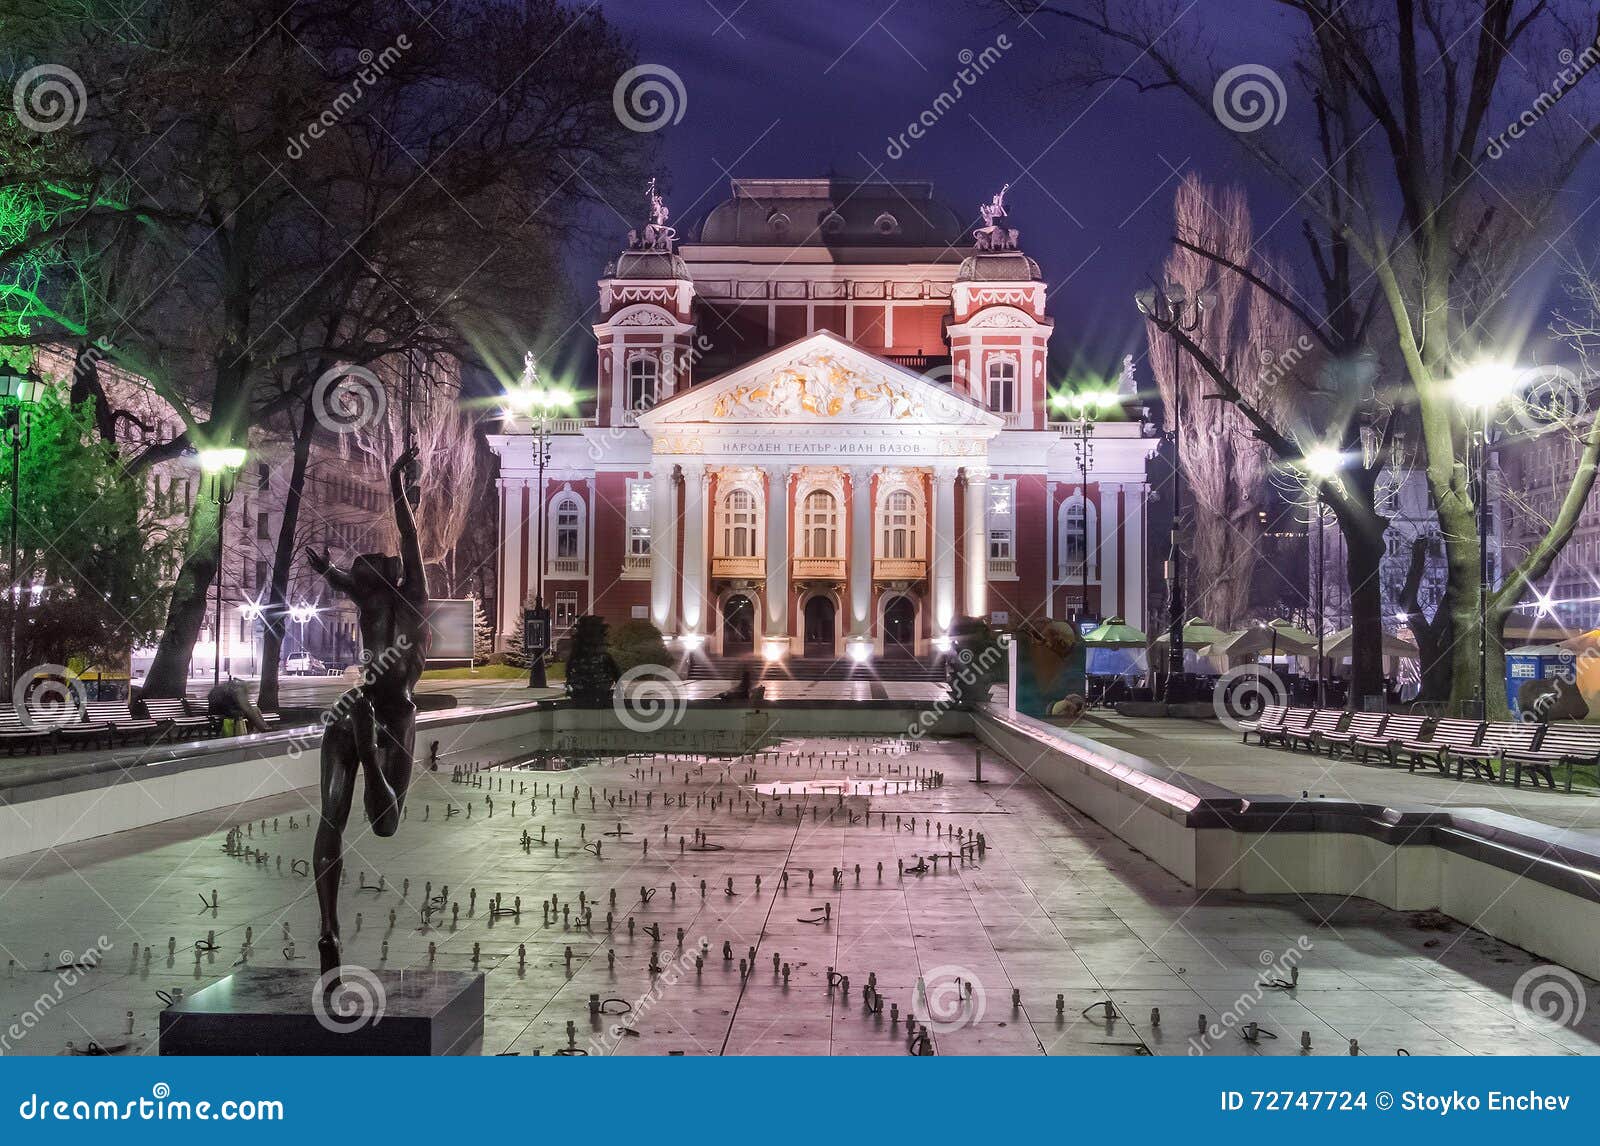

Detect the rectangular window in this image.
[257,462,270,491]
[554,591,578,632]
[986,359,1017,414]
[626,480,653,562]
[255,559,269,590]
[257,511,270,540]
[988,530,1012,560]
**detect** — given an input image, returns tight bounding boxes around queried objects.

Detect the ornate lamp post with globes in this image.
[502,353,574,689]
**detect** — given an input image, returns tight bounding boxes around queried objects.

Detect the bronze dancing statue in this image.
[305,447,429,976]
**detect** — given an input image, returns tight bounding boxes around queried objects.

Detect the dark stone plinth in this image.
[158,967,484,1055]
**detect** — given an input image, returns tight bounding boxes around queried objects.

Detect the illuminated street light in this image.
[197,445,246,687]
[1451,361,1521,410]
[507,353,576,689]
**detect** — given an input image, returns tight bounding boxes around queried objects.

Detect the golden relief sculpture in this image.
[711,352,926,421]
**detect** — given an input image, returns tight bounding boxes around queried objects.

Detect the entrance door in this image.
[803,596,836,657]
[722,594,755,656]
[884,596,916,656]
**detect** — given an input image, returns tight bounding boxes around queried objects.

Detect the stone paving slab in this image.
[0,728,1596,1056]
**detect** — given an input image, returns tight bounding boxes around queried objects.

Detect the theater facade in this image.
[489,178,1157,661]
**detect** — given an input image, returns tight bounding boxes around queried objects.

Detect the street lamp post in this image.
[289,603,316,660]
[1135,282,1213,701]
[1050,388,1114,629]
[0,369,39,698]
[1453,362,1519,717]
[503,353,574,690]
[199,447,247,688]
[1303,446,1344,710]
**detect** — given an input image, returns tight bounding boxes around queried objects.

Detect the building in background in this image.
[489,178,1158,660]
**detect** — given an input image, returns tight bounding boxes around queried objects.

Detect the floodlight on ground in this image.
[678,632,705,652]
[846,638,872,664]
[762,638,787,663]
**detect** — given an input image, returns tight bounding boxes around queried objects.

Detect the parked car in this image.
[284,652,328,676]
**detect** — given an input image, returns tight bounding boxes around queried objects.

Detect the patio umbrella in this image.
[1147,617,1230,650]
[1207,624,1316,660]
[1558,629,1600,654]
[1320,626,1418,660]
[1083,616,1146,648]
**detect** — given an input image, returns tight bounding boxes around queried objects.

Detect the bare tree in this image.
[1009,0,1600,714]
[1146,176,1291,628]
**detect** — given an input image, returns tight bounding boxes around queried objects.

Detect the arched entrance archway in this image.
[883,596,916,656]
[722,594,755,656]
[803,596,836,658]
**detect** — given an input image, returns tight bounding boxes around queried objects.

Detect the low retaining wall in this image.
[0,700,955,862]
[974,705,1600,980]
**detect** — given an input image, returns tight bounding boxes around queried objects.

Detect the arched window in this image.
[627,355,659,414]
[986,357,1017,414]
[548,492,587,574]
[879,489,920,559]
[803,490,837,558]
[1056,494,1098,577]
[720,488,759,557]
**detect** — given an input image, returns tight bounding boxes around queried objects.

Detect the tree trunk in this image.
[141,495,222,697]
[256,391,318,711]
[1343,524,1385,707]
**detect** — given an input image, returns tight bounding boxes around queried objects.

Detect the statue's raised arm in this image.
[389,446,427,605]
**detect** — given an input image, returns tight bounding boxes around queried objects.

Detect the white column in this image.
[1123,483,1146,631]
[1099,483,1120,619]
[963,466,989,620]
[1044,479,1058,620]
[649,464,677,632]
[500,478,527,637]
[763,465,790,647]
[680,462,709,636]
[931,466,959,638]
[848,466,874,640]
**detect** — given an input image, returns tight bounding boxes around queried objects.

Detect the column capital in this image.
[932,464,960,484]
[963,465,990,484]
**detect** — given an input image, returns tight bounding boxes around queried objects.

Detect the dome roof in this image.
[955,252,1042,282]
[695,178,964,247]
[604,250,691,280]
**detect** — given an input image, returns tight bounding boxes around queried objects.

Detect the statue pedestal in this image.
[158,967,484,1055]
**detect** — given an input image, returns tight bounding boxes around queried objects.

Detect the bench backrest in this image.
[1381,714,1427,741]
[1254,704,1287,728]
[142,698,195,719]
[1535,722,1600,758]
[1284,707,1316,730]
[0,706,38,731]
[1345,712,1387,737]
[1480,722,1540,753]
[1427,718,1484,749]
[84,701,134,724]
[1308,709,1346,734]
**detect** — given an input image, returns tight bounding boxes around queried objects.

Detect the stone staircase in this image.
[683,653,947,683]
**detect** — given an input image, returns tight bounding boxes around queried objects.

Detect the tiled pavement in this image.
[1,731,1595,1056]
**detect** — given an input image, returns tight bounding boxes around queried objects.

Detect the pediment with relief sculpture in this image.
[636,332,1001,430]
